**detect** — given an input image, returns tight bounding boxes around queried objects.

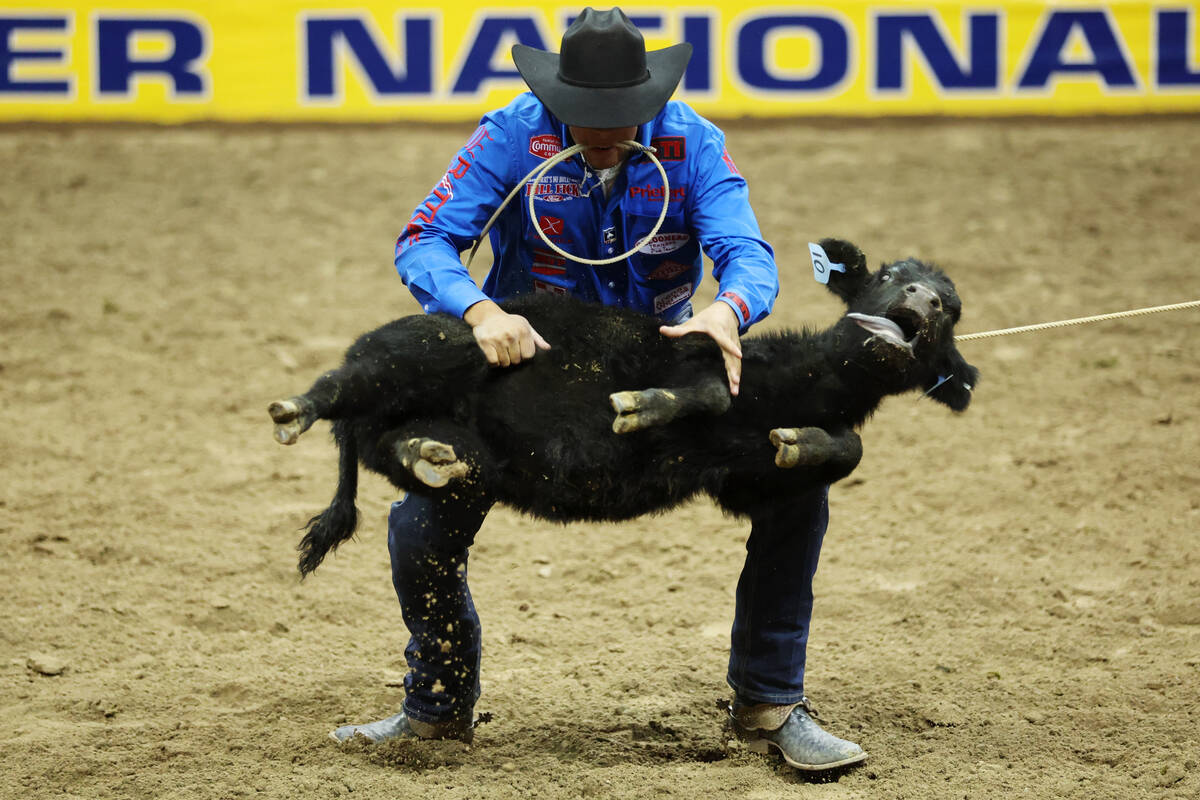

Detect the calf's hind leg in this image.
[269,395,317,445]
[269,366,357,445]
[368,421,496,495]
[270,360,402,445]
[610,374,731,434]
[395,438,470,489]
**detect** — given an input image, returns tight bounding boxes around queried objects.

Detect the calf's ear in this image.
[925,346,980,412]
[818,238,870,303]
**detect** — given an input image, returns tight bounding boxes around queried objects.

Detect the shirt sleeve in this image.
[686,127,779,331]
[393,118,513,317]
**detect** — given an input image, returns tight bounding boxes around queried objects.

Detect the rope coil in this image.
[466,140,668,269]
[955,300,1200,341]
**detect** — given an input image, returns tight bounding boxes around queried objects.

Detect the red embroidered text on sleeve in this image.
[409,124,494,227]
[720,291,750,323]
[721,147,740,175]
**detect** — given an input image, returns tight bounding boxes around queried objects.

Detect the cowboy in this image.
[331,7,867,773]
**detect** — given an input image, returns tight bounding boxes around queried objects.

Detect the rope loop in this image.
[466,140,669,269]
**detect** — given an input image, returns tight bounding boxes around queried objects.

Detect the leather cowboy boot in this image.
[330,710,474,744]
[730,696,867,771]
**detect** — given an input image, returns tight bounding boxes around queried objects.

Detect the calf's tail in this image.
[297,423,359,577]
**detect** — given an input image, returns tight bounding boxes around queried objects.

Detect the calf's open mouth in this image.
[846,306,926,351]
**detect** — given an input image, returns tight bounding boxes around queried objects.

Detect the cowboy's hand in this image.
[464,300,551,367]
[659,301,743,396]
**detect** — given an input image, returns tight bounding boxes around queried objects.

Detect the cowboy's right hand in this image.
[464,300,551,367]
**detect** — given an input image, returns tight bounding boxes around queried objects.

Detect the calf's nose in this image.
[903,283,941,314]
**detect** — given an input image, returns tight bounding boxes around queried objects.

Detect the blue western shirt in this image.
[394,93,778,330]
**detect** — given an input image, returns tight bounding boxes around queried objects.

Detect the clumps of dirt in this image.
[340,735,473,770]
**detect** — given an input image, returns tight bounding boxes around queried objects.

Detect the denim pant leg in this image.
[388,491,491,725]
[727,485,830,704]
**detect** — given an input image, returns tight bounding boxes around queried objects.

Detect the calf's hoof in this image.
[269,397,315,445]
[396,438,470,488]
[770,427,835,468]
[610,389,678,434]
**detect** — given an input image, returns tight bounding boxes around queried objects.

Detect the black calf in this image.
[271,239,979,576]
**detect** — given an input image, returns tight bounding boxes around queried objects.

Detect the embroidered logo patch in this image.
[638,232,690,255]
[646,259,691,281]
[629,184,687,202]
[526,175,580,203]
[532,248,566,276]
[654,283,693,314]
[534,279,569,295]
[650,136,686,161]
[529,134,561,159]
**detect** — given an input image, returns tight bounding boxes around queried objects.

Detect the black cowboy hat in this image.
[512,7,692,128]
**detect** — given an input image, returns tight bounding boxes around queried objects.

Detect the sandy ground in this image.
[1,116,1198,800]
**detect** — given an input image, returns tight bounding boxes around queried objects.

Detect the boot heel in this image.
[742,736,772,755]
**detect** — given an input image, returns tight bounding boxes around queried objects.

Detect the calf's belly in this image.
[492,445,699,523]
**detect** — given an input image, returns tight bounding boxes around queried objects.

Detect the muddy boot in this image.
[730,696,866,771]
[330,710,473,744]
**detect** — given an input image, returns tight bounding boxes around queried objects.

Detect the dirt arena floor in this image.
[2,115,1198,800]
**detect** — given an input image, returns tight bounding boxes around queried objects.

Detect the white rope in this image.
[465,140,669,269]
[955,300,1200,342]
[464,156,1197,340]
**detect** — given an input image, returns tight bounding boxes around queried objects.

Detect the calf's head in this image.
[818,238,979,411]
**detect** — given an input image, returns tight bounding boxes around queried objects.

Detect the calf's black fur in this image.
[270,239,978,576]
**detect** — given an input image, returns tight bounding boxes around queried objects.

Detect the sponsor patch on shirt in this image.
[534,279,569,296]
[529,134,562,159]
[532,248,566,276]
[654,282,693,314]
[526,175,580,203]
[650,136,685,161]
[645,259,691,281]
[538,215,565,237]
[629,184,687,202]
[638,232,690,255]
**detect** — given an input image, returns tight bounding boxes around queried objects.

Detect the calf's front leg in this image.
[770,427,862,472]
[609,375,731,434]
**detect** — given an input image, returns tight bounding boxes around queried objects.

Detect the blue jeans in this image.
[726,485,829,704]
[387,492,488,725]
[389,485,829,722]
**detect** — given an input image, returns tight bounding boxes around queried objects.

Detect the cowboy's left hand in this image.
[659,301,743,396]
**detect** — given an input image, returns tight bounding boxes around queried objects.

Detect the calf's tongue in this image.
[845,312,911,348]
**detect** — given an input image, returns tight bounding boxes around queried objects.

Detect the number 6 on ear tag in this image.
[809,242,846,285]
